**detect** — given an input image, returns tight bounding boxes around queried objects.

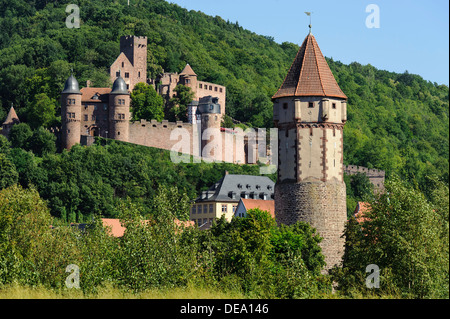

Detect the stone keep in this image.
[272,32,348,270]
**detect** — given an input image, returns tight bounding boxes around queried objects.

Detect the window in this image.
[283,103,288,110]
[209,204,213,213]
[232,205,237,213]
[199,84,202,89]
[121,62,124,68]
[198,205,202,214]
[209,85,212,90]
[308,102,314,108]
[138,71,141,78]
[197,219,202,226]
[219,88,223,93]
[185,79,190,84]
[221,205,227,213]
[332,103,336,109]
[203,204,207,214]
[116,71,120,77]
[125,72,130,79]
[84,115,88,121]
[192,205,196,214]
[203,218,207,225]
[214,87,218,92]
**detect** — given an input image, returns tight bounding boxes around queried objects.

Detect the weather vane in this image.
[305,12,313,33]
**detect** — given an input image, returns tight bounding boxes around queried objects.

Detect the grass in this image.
[0,283,247,299]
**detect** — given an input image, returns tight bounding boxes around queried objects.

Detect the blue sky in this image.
[168,0,449,85]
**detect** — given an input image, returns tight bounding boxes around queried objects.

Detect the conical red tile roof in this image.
[180,63,197,76]
[3,106,19,125]
[273,33,347,100]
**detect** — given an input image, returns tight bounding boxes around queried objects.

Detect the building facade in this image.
[190,173,275,229]
[272,31,348,270]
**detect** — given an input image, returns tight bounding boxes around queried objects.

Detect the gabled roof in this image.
[272,33,347,100]
[196,174,275,203]
[239,198,275,218]
[180,63,197,76]
[80,87,112,102]
[3,106,19,125]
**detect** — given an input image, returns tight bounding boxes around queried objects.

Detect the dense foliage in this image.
[0,0,447,193]
[331,176,449,298]
[0,185,329,298]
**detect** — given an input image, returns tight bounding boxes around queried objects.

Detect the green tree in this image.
[28,93,57,129]
[130,82,165,122]
[333,175,449,298]
[8,123,32,149]
[27,127,56,156]
[168,84,194,122]
[0,154,18,190]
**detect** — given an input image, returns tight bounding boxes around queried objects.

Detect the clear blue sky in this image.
[168,0,449,85]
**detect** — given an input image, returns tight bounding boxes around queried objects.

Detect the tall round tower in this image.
[198,96,222,161]
[272,32,348,270]
[109,75,130,142]
[61,74,82,150]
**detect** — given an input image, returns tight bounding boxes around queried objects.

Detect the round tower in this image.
[61,74,82,150]
[109,75,130,142]
[198,96,222,161]
[272,32,348,270]
[179,64,198,100]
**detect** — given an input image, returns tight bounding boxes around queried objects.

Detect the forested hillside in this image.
[0,0,448,192]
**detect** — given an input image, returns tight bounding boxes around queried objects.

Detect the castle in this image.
[61,35,255,164]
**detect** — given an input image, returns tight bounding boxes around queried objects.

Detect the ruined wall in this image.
[344,165,386,192]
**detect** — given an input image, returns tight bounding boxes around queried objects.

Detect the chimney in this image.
[86,80,91,88]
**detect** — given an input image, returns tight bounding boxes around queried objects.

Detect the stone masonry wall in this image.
[274,179,347,270]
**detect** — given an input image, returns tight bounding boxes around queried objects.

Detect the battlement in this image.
[344,165,385,177]
[131,119,194,130]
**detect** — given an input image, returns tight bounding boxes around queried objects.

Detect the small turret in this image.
[61,74,82,149]
[109,75,130,142]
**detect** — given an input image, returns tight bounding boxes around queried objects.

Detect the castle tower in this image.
[1,105,20,138]
[110,35,148,91]
[272,32,348,270]
[109,75,131,142]
[61,74,82,150]
[179,64,198,99]
[198,96,222,161]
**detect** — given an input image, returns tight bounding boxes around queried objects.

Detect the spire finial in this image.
[305,12,313,34]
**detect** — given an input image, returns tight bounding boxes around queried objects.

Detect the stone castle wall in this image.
[344,165,385,191]
[274,179,347,270]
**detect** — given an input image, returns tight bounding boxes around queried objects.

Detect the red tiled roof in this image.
[80,87,112,102]
[241,198,275,218]
[101,218,194,237]
[353,202,372,223]
[101,218,126,237]
[180,63,197,76]
[2,106,19,125]
[272,33,347,100]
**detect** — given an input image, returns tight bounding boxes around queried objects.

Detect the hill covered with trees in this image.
[0,0,448,192]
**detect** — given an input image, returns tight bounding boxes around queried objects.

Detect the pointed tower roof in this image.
[180,64,197,76]
[3,106,19,125]
[272,33,347,100]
